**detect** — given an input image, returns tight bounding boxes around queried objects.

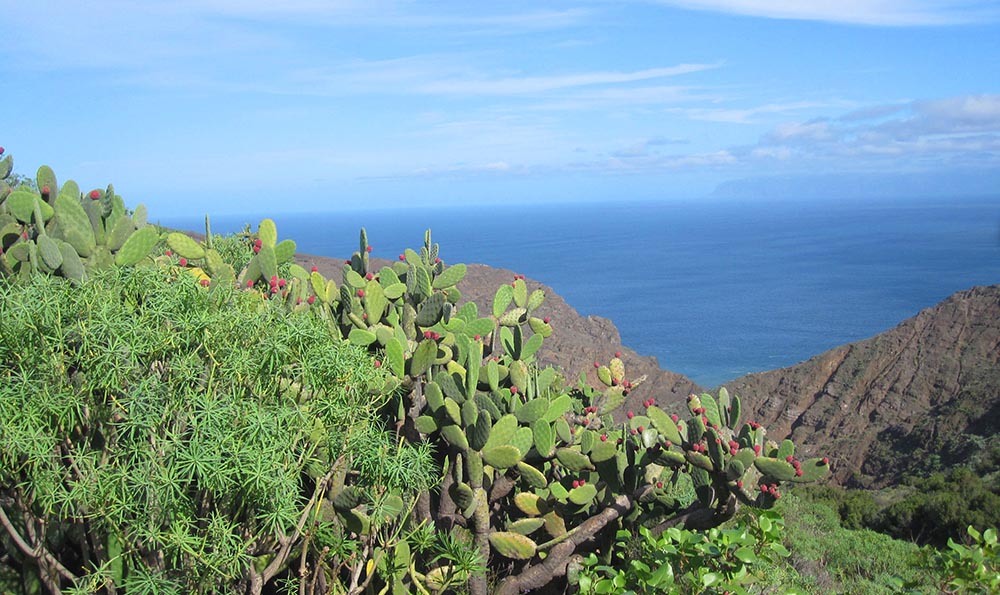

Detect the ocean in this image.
[159,196,1000,388]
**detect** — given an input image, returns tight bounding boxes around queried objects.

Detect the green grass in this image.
[776,492,937,594]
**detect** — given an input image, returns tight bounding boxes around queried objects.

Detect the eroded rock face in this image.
[722,285,1000,488]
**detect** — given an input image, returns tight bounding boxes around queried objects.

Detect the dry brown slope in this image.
[721,285,1000,487]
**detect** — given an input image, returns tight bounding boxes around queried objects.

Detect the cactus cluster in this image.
[1,157,156,283]
[225,220,831,594]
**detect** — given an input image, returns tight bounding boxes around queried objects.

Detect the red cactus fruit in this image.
[41,185,50,195]
[246,279,254,288]
[600,434,607,442]
[670,414,679,423]
[761,485,768,493]
[579,479,585,486]
[89,190,101,200]
[543,317,550,324]
[366,273,374,280]
[637,426,644,433]
[795,469,803,476]
[21,231,28,239]
[786,455,794,462]
[199,279,209,287]
[656,481,663,489]
[399,254,405,261]
[581,419,589,426]
[278,278,286,288]
[366,245,373,253]
[179,258,188,267]
[510,386,518,394]
[572,480,580,488]
[736,480,743,488]
[593,361,600,368]
[253,245,260,254]
[626,411,634,419]
[357,289,364,297]
[165,250,172,256]
[615,351,621,358]
[0,147,4,155]
[435,257,441,263]
[374,360,382,368]
[822,457,830,465]
[307,295,316,304]
[311,266,319,273]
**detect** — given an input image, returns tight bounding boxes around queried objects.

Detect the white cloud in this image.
[416,64,719,95]
[748,93,1000,169]
[650,0,1000,26]
[672,100,851,124]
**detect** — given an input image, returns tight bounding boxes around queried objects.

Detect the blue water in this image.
[159,196,1000,388]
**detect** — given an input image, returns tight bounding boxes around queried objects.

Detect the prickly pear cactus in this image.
[256,225,831,595]
[0,156,158,283]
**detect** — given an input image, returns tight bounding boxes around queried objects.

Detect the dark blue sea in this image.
[160,196,1000,388]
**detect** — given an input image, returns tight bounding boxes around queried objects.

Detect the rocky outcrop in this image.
[721,285,1000,488]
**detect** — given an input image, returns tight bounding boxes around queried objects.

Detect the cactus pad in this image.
[489,531,537,560]
[482,445,523,469]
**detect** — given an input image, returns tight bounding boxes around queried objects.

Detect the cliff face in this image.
[721,285,1000,487]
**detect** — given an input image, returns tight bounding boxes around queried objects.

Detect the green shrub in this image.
[573,510,795,594]
[0,267,431,594]
[915,526,1000,594]
[875,468,1000,547]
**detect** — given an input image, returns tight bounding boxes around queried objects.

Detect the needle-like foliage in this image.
[0,267,407,594]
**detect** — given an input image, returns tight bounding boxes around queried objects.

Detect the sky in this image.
[3,0,1000,215]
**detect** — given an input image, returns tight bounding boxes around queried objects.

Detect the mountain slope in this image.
[722,285,1000,487]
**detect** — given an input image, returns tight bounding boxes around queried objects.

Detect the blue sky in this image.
[4,1,999,215]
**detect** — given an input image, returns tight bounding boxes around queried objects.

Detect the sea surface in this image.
[159,196,1000,388]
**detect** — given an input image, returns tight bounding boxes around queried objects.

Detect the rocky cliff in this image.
[721,285,1000,488]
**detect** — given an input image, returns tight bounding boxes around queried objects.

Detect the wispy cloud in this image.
[649,0,1000,26]
[416,64,719,95]
[749,94,1000,167]
[669,100,854,124]
[383,94,1000,180]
